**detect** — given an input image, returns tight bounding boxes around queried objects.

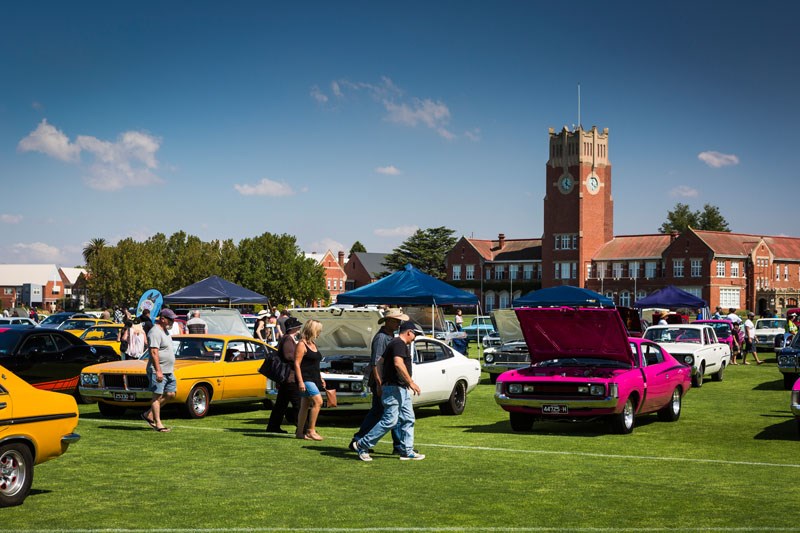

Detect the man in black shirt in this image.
[350,321,425,461]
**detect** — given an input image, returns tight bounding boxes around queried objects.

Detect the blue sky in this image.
[1,1,797,267]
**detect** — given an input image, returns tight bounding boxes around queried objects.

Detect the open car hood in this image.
[514,307,633,365]
[492,309,523,342]
[288,307,380,358]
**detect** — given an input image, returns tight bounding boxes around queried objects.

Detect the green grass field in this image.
[7,355,800,532]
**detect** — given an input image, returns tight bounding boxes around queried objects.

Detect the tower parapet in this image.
[547,126,610,171]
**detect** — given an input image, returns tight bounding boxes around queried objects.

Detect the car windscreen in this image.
[60,319,91,330]
[756,320,785,329]
[39,314,69,326]
[173,338,225,361]
[708,323,731,338]
[644,327,702,343]
[0,331,24,354]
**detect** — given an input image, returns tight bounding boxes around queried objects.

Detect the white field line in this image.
[18,527,800,532]
[79,418,800,469]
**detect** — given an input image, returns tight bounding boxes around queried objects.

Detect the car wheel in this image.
[262,399,274,410]
[489,373,498,384]
[98,401,127,417]
[0,443,33,508]
[610,397,635,434]
[509,412,534,432]
[712,362,725,382]
[784,373,798,390]
[185,385,210,419]
[692,364,705,388]
[439,380,467,416]
[657,388,682,422]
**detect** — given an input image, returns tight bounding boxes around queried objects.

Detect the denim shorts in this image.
[301,381,321,398]
[147,366,177,395]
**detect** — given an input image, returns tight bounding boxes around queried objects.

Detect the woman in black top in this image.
[294,319,326,441]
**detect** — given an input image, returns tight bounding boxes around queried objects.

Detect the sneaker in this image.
[357,451,373,462]
[392,448,419,455]
[399,452,425,461]
[350,440,374,453]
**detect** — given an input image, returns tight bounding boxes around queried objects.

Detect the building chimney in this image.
[338,250,345,268]
[498,233,506,249]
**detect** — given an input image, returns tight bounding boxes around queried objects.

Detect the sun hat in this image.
[284,317,302,331]
[257,309,270,317]
[378,308,409,324]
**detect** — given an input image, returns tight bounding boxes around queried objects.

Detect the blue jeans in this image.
[356,385,415,456]
[353,386,402,449]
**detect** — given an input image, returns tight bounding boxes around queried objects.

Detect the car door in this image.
[639,342,673,412]
[15,332,64,386]
[221,340,264,399]
[411,339,453,404]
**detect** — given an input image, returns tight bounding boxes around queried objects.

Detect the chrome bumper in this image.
[494,393,619,410]
[265,387,372,409]
[482,363,527,375]
[61,432,80,452]
[79,387,154,401]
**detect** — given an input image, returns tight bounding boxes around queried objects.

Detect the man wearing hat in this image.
[788,312,798,336]
[350,308,409,452]
[141,308,178,432]
[266,316,304,433]
[351,320,425,461]
[742,311,763,365]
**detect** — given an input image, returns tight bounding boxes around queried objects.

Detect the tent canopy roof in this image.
[163,276,269,305]
[336,264,478,306]
[513,286,615,308]
[632,285,707,309]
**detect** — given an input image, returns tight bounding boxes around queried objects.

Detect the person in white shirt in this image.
[726,308,742,325]
[741,311,763,365]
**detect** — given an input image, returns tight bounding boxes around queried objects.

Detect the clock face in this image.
[558,175,573,194]
[587,175,600,194]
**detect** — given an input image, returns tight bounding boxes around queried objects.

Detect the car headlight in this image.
[484,353,494,364]
[508,383,522,394]
[81,373,99,385]
[590,384,605,396]
[351,381,363,392]
[682,355,693,365]
[522,384,535,393]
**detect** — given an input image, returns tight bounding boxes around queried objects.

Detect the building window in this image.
[495,265,505,280]
[486,268,491,281]
[645,261,656,279]
[3,288,12,295]
[597,262,607,279]
[636,290,647,302]
[536,266,542,280]
[452,264,461,281]
[619,291,631,307]
[673,259,684,278]
[571,234,578,249]
[485,292,495,312]
[498,291,509,309]
[587,263,593,279]
[554,235,560,250]
[466,264,475,280]
[562,263,571,280]
[612,262,623,278]
[720,288,741,309]
[571,262,577,279]
[523,264,532,280]
[785,265,789,281]
[690,259,702,278]
[326,279,331,290]
[629,261,639,279]
[716,260,725,277]
[554,263,561,280]
[776,265,780,281]
[509,265,518,280]
[731,261,740,277]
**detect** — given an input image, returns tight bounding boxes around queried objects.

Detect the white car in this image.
[0,317,38,327]
[754,318,786,349]
[266,307,481,415]
[644,324,731,388]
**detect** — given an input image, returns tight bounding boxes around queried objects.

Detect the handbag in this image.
[258,352,291,384]
[324,388,338,408]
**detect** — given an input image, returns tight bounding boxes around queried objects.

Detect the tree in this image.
[82,238,107,265]
[349,241,367,254]
[382,226,457,279]
[659,203,730,233]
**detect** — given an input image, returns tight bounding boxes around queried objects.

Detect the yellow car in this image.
[58,318,114,337]
[0,365,80,507]
[80,324,124,356]
[79,335,272,418]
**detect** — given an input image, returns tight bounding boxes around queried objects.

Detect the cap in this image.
[378,308,410,324]
[284,317,302,331]
[159,308,177,320]
[398,321,423,336]
[747,311,755,317]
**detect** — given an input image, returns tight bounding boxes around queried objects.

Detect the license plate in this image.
[542,404,568,415]
[113,392,136,401]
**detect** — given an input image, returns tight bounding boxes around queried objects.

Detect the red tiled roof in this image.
[467,238,541,262]
[693,230,762,257]
[763,235,800,261]
[593,234,671,260]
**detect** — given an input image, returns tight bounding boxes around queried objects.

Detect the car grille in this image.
[102,374,149,390]
[492,352,530,364]
[507,383,595,397]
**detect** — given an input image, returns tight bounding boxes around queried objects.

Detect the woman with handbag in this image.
[266,317,303,434]
[294,319,326,441]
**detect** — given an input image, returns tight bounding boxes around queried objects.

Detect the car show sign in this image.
[136,289,163,319]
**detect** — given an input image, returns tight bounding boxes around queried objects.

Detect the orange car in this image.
[0,365,80,507]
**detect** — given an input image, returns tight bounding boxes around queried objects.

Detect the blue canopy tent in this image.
[631,285,707,310]
[513,285,615,308]
[163,275,269,307]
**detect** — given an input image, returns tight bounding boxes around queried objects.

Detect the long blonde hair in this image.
[300,319,322,343]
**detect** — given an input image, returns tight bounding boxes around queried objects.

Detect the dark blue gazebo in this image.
[632,285,706,309]
[164,276,269,307]
[513,286,615,308]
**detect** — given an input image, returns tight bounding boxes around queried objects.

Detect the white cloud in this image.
[11,242,65,263]
[307,238,346,255]
[310,85,328,103]
[18,120,164,191]
[374,225,419,238]
[0,214,22,224]
[670,185,699,198]
[234,178,297,197]
[375,165,401,175]
[464,128,481,142]
[18,119,80,162]
[698,151,740,168]
[331,81,342,98]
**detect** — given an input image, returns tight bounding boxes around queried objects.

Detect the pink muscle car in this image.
[495,306,692,434]
[791,377,800,437]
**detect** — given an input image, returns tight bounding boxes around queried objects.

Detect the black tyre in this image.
[712,362,725,382]
[509,412,534,432]
[98,401,127,417]
[185,385,210,418]
[0,443,33,508]
[692,364,705,388]
[784,373,798,390]
[439,380,467,416]
[657,388,682,422]
[610,397,635,434]
[489,373,498,385]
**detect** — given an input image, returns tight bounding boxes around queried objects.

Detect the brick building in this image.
[343,252,388,291]
[0,264,83,312]
[305,250,347,306]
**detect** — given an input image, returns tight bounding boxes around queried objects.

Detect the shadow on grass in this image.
[752,378,786,391]
[754,415,798,441]
[455,415,655,437]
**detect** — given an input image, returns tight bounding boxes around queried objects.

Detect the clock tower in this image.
[541,125,613,288]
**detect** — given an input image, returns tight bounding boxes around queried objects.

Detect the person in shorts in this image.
[141,308,178,432]
[741,311,763,365]
[293,319,325,441]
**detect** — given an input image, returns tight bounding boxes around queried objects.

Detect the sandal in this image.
[756,361,764,365]
[141,412,157,429]
[155,426,171,433]
[307,432,324,441]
